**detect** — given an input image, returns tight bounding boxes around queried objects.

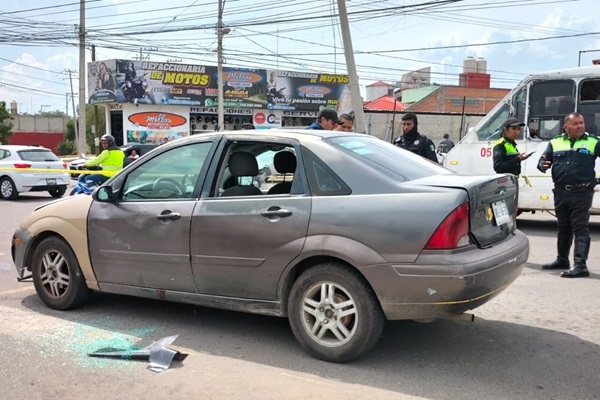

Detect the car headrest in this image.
[273,151,296,174]
[229,151,259,177]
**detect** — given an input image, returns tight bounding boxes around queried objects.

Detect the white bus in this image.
[444,66,600,214]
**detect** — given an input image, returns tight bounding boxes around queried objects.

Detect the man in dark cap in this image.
[492,117,533,175]
[307,108,343,130]
[393,113,438,162]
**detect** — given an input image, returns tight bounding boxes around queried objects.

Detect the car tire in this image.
[48,186,67,198]
[0,176,18,200]
[288,262,385,363]
[31,236,92,310]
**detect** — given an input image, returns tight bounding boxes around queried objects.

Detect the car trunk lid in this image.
[411,174,518,248]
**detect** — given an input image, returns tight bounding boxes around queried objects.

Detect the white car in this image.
[0,145,70,200]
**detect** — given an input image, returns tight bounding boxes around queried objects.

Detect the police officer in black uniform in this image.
[538,112,599,278]
[493,117,533,175]
[394,113,438,163]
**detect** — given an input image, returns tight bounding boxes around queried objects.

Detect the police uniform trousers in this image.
[552,185,594,243]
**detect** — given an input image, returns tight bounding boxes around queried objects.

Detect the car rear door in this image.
[87,140,216,292]
[190,138,311,300]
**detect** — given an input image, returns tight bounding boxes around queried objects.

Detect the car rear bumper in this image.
[12,228,35,280]
[15,174,70,191]
[360,230,529,320]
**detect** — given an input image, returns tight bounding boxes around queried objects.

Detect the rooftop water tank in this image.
[476,57,487,74]
[464,56,477,74]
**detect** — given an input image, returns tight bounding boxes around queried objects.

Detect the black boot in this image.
[542,235,572,270]
[561,237,590,278]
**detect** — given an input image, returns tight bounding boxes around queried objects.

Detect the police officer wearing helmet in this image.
[80,134,125,187]
[538,112,599,278]
[493,117,533,175]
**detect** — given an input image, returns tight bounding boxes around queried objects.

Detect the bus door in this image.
[521,80,576,180]
[578,78,600,211]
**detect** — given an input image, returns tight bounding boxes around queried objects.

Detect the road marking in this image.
[0,286,35,296]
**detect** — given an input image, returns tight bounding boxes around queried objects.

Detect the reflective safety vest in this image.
[548,133,599,185]
[84,149,125,178]
[493,137,521,175]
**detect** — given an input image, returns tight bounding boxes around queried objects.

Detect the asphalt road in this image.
[0,191,599,400]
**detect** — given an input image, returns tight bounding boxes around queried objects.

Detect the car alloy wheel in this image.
[31,237,91,310]
[288,262,385,363]
[0,176,18,200]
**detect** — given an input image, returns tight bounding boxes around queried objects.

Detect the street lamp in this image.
[578,49,600,67]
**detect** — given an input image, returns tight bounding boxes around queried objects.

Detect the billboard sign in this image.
[123,104,190,144]
[89,60,350,112]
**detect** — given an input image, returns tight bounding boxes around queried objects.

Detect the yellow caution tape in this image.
[0,167,117,176]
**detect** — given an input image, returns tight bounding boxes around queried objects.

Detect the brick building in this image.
[403,85,510,114]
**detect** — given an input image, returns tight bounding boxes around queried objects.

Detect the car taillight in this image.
[425,203,470,249]
[63,163,68,169]
[13,163,31,169]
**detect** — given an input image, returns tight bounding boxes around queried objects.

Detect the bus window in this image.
[529,80,575,140]
[475,102,509,141]
[512,86,527,122]
[579,79,600,135]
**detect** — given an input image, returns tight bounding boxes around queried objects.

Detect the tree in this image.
[0,102,14,144]
[56,119,76,155]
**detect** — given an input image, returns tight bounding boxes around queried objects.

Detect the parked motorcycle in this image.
[121,72,156,104]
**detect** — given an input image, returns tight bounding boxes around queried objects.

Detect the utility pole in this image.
[66,69,79,144]
[217,0,226,130]
[65,93,69,116]
[92,44,100,155]
[78,0,87,154]
[337,0,366,133]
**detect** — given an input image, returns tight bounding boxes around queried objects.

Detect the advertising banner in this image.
[265,70,350,111]
[123,104,190,144]
[253,110,283,129]
[89,60,350,113]
[88,60,118,104]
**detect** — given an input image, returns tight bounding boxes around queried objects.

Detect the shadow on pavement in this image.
[18,291,600,400]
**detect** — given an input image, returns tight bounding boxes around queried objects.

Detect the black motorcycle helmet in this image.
[100,134,116,147]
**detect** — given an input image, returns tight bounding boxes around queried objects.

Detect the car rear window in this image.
[17,149,60,162]
[327,136,449,182]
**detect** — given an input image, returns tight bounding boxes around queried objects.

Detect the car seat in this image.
[221,151,263,197]
[267,152,296,195]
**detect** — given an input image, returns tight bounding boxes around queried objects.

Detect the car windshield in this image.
[327,136,449,182]
[17,149,59,162]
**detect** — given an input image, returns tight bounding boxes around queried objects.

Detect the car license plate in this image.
[491,200,510,225]
[46,178,56,185]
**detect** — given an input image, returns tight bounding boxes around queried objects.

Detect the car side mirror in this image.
[93,186,116,203]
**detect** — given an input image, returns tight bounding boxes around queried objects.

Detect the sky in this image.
[1,0,600,115]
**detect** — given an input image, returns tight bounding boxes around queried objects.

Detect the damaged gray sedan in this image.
[12,130,529,362]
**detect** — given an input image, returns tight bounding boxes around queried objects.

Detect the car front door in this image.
[88,140,216,292]
[190,139,311,300]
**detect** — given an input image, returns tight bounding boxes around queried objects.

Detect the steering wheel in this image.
[152,177,186,196]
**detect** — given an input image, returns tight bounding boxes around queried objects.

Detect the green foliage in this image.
[56,140,76,155]
[0,102,14,144]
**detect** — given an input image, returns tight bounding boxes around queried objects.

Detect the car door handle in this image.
[260,208,293,218]
[156,211,181,221]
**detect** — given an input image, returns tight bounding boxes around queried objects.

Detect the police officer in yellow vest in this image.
[80,134,125,187]
[493,117,532,175]
[538,112,599,278]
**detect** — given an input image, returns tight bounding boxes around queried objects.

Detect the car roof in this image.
[0,145,51,151]
[178,129,369,145]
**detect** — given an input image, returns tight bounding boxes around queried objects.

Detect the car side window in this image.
[121,142,213,201]
[212,141,301,197]
[0,150,7,160]
[301,147,351,196]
